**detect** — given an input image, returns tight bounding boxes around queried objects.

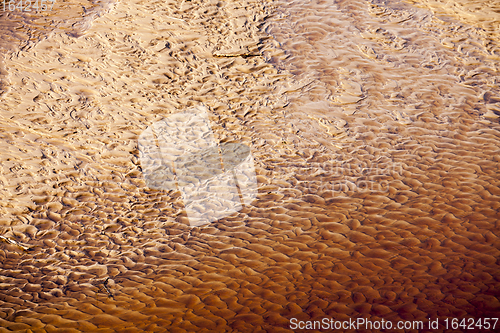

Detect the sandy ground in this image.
[0,0,499,331]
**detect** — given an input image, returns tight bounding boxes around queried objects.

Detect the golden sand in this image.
[0,0,499,331]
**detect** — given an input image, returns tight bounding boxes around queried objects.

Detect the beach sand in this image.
[0,0,499,331]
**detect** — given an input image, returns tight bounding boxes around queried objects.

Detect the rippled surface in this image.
[0,0,499,331]
[0,0,117,95]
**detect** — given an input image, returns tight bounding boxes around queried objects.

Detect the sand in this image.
[0,0,499,331]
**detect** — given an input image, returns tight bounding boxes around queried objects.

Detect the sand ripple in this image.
[0,0,499,331]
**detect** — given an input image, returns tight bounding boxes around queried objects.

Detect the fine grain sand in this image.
[0,0,499,332]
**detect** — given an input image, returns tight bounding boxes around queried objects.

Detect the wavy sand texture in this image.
[0,0,117,95]
[0,0,499,332]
